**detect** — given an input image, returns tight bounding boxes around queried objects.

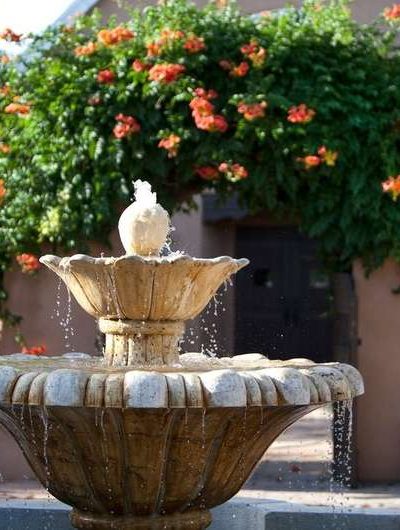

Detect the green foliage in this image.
[1,0,400,339]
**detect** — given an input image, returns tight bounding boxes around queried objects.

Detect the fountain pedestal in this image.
[99,319,184,366]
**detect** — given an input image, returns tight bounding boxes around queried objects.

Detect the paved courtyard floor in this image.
[0,406,399,513]
[243,405,400,513]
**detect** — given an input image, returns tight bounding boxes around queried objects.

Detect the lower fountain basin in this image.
[0,354,363,529]
[1,403,318,529]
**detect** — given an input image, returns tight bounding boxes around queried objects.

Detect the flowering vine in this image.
[0,0,400,345]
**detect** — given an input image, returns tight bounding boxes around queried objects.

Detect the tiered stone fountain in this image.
[0,181,363,530]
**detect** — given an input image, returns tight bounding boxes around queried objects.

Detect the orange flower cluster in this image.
[382,175,400,200]
[97,27,134,46]
[218,162,248,182]
[0,85,11,96]
[0,55,10,64]
[189,90,228,133]
[195,114,228,132]
[132,59,150,72]
[146,29,203,57]
[297,146,338,169]
[240,40,267,67]
[0,143,10,154]
[158,134,181,157]
[0,28,22,42]
[287,104,316,124]
[384,4,400,20]
[4,102,30,115]
[148,63,185,83]
[146,28,185,57]
[190,95,214,116]
[183,35,205,53]
[194,88,218,99]
[161,28,185,40]
[219,60,249,77]
[74,41,97,57]
[16,253,40,273]
[22,345,46,356]
[97,69,115,84]
[196,166,220,181]
[146,42,162,57]
[113,114,141,139]
[0,179,6,203]
[237,101,267,121]
[298,155,321,169]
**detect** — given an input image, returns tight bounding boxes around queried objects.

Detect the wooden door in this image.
[235,227,333,362]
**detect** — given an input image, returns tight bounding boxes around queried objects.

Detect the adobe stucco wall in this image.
[96,0,392,23]
[353,260,400,482]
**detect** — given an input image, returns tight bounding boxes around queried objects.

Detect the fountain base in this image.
[70,508,212,529]
[0,356,363,530]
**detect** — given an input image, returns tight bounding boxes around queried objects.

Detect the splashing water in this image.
[133,179,158,206]
[132,179,178,256]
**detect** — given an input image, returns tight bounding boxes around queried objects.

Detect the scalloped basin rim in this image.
[40,253,250,268]
[0,356,364,409]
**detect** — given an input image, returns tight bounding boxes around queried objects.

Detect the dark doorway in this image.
[235,226,333,362]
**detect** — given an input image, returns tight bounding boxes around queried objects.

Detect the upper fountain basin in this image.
[40,253,249,321]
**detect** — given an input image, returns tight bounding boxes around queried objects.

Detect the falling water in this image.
[332,400,354,488]
[59,286,75,351]
[200,317,219,357]
[53,269,76,352]
[99,409,114,502]
[54,278,62,320]
[40,407,51,491]
[109,269,123,320]
[19,404,26,436]
[185,325,199,348]
[247,402,355,529]
[199,290,228,357]
[28,406,40,464]
[323,400,354,528]
[238,408,248,484]
[201,408,206,449]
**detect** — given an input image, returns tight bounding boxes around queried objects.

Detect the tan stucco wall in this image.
[96,0,391,21]
[353,259,400,481]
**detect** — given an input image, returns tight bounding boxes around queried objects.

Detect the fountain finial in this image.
[118,180,170,256]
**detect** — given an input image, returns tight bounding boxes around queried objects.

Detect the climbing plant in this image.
[1,0,400,346]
